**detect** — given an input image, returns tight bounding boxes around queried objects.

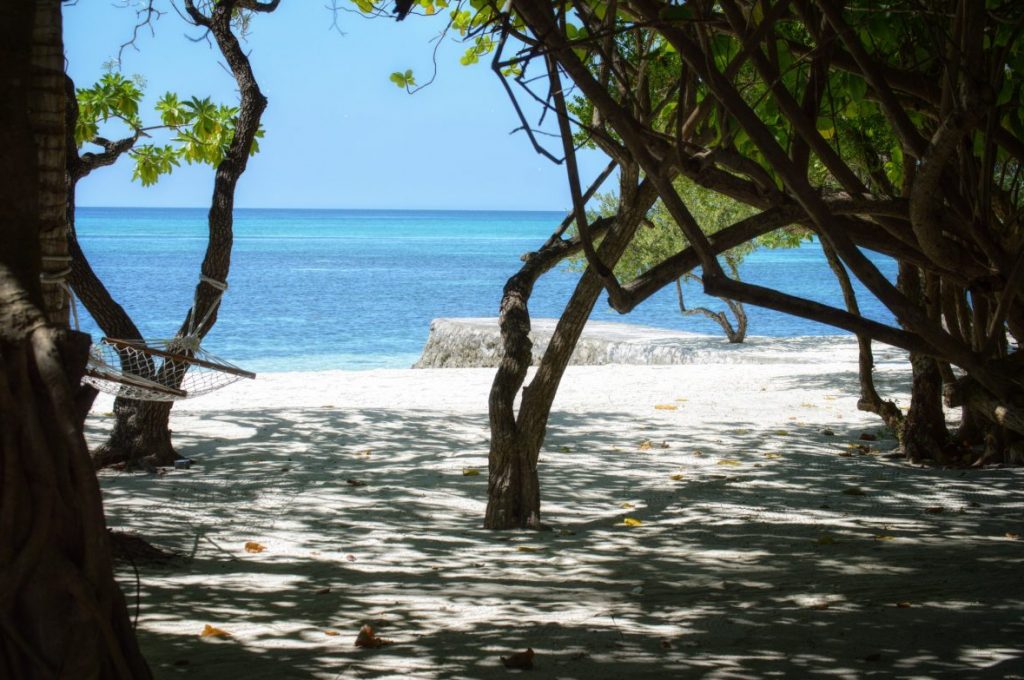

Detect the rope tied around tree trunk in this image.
[183,275,229,342]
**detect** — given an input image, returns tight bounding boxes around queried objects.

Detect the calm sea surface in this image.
[74,207,898,372]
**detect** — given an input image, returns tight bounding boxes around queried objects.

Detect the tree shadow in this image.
[90,394,1024,679]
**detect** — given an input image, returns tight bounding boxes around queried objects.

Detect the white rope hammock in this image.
[82,336,254,402]
[57,268,256,402]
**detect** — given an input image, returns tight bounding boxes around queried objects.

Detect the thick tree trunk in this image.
[903,351,951,462]
[30,0,69,326]
[0,3,150,674]
[93,400,176,469]
[0,298,151,679]
[486,172,657,529]
[898,262,951,462]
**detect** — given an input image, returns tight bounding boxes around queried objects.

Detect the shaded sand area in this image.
[86,339,1024,679]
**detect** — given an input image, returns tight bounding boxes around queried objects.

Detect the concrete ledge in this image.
[413,317,907,368]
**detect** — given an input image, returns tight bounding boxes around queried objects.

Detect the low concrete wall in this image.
[413,318,907,368]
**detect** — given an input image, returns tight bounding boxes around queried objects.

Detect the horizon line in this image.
[77,205,571,213]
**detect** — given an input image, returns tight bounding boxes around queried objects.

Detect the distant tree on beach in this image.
[373,0,1024,528]
[0,2,151,674]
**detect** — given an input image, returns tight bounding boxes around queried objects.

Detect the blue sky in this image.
[64,2,607,211]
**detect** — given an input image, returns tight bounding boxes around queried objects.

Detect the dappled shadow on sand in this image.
[90,380,1024,679]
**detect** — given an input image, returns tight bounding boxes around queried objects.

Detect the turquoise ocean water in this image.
[73,207,898,372]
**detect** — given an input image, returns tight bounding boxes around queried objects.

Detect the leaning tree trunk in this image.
[485,171,657,529]
[821,241,903,431]
[0,2,151,675]
[93,0,271,468]
[63,78,171,468]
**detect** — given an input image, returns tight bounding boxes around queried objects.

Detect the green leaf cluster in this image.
[76,76,263,187]
[75,73,144,145]
[389,69,417,89]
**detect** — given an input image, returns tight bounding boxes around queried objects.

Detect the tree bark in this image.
[0,3,150,675]
[898,262,951,462]
[29,0,69,326]
[486,172,657,529]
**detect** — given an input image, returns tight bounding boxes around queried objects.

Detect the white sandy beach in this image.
[86,338,1024,679]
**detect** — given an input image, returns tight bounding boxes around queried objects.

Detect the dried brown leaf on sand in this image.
[355,624,393,648]
[200,624,231,639]
[501,648,535,669]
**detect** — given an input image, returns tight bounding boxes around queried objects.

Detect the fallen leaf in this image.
[675,397,688,402]
[859,432,878,441]
[559,445,573,453]
[516,545,542,553]
[654,404,678,410]
[774,430,790,436]
[345,554,357,562]
[638,439,653,451]
[660,638,672,649]
[874,535,896,542]
[925,506,944,514]
[1005,532,1020,540]
[809,602,830,610]
[670,474,684,481]
[324,630,340,636]
[623,517,643,527]
[354,624,392,648]
[501,648,535,670]
[462,468,481,476]
[717,459,741,466]
[620,502,636,509]
[200,624,231,639]
[764,453,782,459]
[244,541,266,553]
[355,449,372,457]
[896,601,912,608]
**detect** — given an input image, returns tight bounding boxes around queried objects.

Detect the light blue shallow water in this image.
[73,207,898,372]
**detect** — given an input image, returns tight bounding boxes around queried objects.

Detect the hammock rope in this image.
[54,269,255,402]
